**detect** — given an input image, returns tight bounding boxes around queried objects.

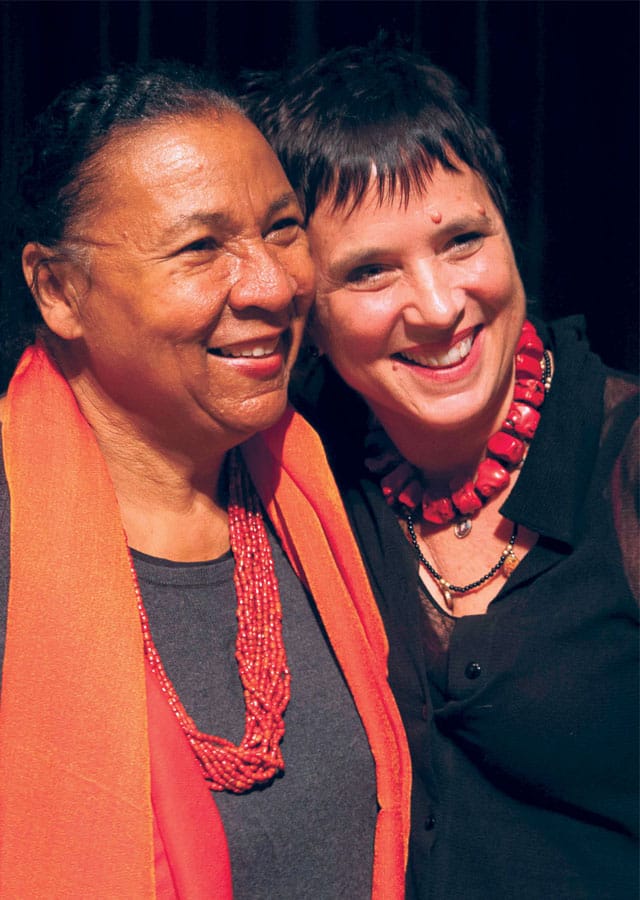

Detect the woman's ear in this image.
[22,242,86,340]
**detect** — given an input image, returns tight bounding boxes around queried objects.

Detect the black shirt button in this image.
[465,661,482,680]
[424,815,436,831]
[421,704,429,720]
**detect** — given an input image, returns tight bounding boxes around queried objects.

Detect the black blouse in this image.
[293,317,639,900]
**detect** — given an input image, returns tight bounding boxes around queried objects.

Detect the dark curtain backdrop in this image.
[1,0,638,389]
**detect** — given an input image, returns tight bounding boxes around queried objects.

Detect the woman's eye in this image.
[346,264,387,285]
[266,217,303,242]
[179,236,218,254]
[448,232,484,254]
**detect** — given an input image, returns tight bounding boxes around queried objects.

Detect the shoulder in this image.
[599,371,639,602]
[603,370,638,422]
[603,369,639,480]
[542,315,637,443]
[600,368,638,467]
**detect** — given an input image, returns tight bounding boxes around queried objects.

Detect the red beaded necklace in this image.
[365,320,552,538]
[132,449,291,794]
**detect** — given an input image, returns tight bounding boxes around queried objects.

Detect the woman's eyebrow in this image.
[435,212,494,237]
[329,246,390,276]
[159,192,301,243]
[267,191,301,216]
[159,211,236,241]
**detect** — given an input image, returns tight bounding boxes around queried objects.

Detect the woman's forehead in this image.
[71,112,290,238]
[89,110,243,176]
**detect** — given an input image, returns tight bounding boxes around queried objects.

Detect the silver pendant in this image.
[453,517,472,539]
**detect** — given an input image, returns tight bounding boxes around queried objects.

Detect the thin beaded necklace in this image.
[406,514,519,610]
[132,448,290,794]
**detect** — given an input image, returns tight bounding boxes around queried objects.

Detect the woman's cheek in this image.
[465,252,519,311]
[337,301,391,361]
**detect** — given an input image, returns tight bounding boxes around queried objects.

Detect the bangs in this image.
[316,142,461,217]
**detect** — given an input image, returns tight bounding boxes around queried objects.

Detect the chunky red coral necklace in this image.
[365,320,552,538]
[132,449,290,794]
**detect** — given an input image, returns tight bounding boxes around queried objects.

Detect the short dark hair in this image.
[242,43,509,221]
[20,60,241,249]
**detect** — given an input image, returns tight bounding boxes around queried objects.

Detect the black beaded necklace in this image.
[406,513,519,610]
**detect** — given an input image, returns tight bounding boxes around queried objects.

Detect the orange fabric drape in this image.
[0,345,230,899]
[245,407,412,898]
[146,667,232,900]
[0,344,156,897]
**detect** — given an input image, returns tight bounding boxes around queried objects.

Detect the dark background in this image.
[1,0,638,388]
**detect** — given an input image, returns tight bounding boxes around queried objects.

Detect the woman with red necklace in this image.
[245,44,639,900]
[0,64,411,897]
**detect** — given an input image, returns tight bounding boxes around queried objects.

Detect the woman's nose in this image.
[404,260,465,329]
[228,244,297,313]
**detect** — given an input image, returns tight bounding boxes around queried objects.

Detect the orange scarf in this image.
[244,414,412,897]
[0,344,410,897]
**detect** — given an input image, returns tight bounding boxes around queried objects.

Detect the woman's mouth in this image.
[207,335,288,380]
[396,332,475,369]
[208,337,281,359]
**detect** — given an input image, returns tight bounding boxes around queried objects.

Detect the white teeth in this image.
[217,341,278,358]
[400,335,473,368]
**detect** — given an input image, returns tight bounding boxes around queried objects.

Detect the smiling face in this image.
[51,111,315,451]
[307,161,526,465]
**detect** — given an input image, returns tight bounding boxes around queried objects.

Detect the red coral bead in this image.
[451,480,483,515]
[422,494,455,524]
[503,401,541,439]
[488,431,525,465]
[516,328,544,357]
[515,352,542,379]
[514,379,546,408]
[475,458,510,497]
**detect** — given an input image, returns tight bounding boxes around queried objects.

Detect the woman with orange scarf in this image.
[0,64,410,898]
